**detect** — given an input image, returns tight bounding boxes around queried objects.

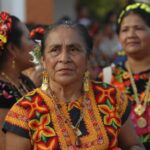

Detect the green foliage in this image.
[79,0,128,21]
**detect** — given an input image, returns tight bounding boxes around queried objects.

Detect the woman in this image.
[0,12,36,150]
[3,21,144,149]
[23,25,47,87]
[99,2,150,149]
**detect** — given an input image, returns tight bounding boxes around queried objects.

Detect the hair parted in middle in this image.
[41,20,93,58]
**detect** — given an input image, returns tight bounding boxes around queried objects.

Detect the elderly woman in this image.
[99,2,150,149]
[0,12,36,150]
[3,21,144,149]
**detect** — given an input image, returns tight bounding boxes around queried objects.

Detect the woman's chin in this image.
[54,77,77,86]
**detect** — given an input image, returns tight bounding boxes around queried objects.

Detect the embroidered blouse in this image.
[0,74,36,109]
[98,62,150,144]
[3,81,130,150]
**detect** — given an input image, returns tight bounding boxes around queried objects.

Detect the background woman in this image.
[99,2,150,149]
[0,12,36,150]
[3,21,144,149]
[23,25,47,87]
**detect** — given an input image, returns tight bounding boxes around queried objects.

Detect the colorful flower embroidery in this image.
[36,138,58,150]
[29,114,56,142]
[99,62,150,143]
[99,104,120,126]
[68,101,81,110]
[19,95,49,118]
[94,84,116,104]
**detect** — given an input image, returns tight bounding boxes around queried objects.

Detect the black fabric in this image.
[0,74,36,108]
[3,122,29,138]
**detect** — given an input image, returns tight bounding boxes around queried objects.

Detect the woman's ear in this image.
[6,43,17,58]
[40,56,46,69]
[87,55,92,70]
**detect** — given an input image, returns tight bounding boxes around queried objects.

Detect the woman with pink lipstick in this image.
[99,2,150,149]
[3,21,144,149]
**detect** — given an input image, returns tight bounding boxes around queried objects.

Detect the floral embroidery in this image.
[99,104,120,126]
[19,94,49,118]
[29,114,56,142]
[94,84,116,104]
[36,138,58,150]
[99,62,150,143]
[4,82,129,149]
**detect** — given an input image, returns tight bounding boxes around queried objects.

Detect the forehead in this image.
[121,13,146,26]
[45,26,85,46]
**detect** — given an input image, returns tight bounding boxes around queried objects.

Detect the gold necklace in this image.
[1,72,29,96]
[48,87,84,147]
[126,62,150,128]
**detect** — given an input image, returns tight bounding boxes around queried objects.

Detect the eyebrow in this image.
[49,43,84,48]
[67,43,84,48]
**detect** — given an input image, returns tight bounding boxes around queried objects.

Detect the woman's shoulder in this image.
[92,80,129,113]
[20,73,36,89]
[17,88,40,103]
[9,88,50,120]
[15,88,48,110]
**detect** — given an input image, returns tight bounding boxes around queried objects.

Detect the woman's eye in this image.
[69,45,82,52]
[70,47,77,51]
[51,48,58,52]
[49,47,60,56]
[136,26,144,31]
[120,28,128,32]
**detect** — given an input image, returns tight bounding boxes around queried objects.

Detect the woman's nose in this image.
[127,29,136,38]
[59,50,71,63]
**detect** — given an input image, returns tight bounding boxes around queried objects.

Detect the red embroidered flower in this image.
[95,85,116,104]
[106,126,119,148]
[36,137,58,150]
[99,104,121,126]
[19,95,49,118]
[112,80,125,93]
[29,114,56,142]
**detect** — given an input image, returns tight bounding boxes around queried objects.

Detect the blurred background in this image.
[0,0,149,79]
[0,0,138,25]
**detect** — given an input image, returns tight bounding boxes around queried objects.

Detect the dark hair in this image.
[116,2,150,34]
[7,16,23,47]
[0,15,23,68]
[41,20,93,57]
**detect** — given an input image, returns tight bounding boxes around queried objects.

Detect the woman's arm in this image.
[0,109,9,150]
[118,118,145,150]
[5,132,32,150]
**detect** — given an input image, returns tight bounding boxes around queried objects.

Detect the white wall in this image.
[54,0,76,22]
[0,0,26,22]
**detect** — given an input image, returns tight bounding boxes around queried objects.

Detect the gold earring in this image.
[12,59,16,69]
[84,71,90,92]
[41,70,49,91]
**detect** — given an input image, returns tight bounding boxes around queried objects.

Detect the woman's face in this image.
[15,22,36,70]
[42,26,88,86]
[119,13,150,56]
